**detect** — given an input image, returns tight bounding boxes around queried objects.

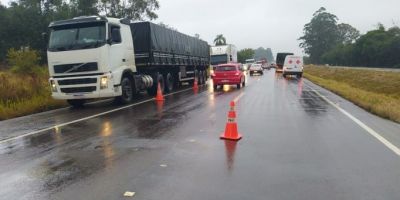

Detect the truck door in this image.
[108,24,124,72]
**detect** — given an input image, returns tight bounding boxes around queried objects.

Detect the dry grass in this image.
[304,65,400,123]
[0,70,66,120]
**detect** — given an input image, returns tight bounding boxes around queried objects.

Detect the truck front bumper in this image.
[49,73,122,100]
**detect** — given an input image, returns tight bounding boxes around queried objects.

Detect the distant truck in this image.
[210,44,238,67]
[276,52,294,72]
[47,16,209,107]
[243,58,255,70]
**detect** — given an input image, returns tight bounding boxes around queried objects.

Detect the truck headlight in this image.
[100,76,108,89]
[50,79,57,92]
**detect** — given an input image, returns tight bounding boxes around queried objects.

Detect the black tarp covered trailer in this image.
[130,22,210,67]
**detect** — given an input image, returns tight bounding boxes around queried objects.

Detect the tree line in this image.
[299,7,400,68]
[0,0,160,64]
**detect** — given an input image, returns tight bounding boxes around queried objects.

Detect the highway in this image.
[1,69,400,200]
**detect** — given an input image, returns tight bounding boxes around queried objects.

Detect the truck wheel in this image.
[147,73,164,96]
[164,73,174,93]
[203,70,208,84]
[67,99,86,108]
[297,73,303,78]
[115,76,134,104]
[197,71,202,85]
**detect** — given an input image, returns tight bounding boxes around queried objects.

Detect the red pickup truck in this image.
[211,63,246,90]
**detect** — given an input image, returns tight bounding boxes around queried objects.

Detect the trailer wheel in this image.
[164,73,174,93]
[67,99,86,108]
[198,71,203,85]
[147,73,164,96]
[115,76,134,104]
[203,70,208,84]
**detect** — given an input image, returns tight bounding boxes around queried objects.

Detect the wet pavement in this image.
[1,69,400,200]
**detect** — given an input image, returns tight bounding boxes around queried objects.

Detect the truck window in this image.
[211,54,228,65]
[110,25,121,44]
[48,22,106,52]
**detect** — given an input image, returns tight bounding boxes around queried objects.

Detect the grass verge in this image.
[0,70,66,120]
[304,65,400,123]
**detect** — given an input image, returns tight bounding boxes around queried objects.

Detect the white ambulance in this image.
[282,55,303,78]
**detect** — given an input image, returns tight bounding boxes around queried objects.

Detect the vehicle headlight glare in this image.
[100,76,108,89]
[50,80,57,92]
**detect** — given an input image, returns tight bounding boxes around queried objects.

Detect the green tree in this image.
[299,7,340,63]
[0,0,160,62]
[338,23,360,44]
[237,48,254,63]
[322,25,400,68]
[214,34,226,46]
[253,47,274,62]
[98,0,159,20]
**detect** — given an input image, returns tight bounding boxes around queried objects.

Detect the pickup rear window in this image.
[216,66,236,71]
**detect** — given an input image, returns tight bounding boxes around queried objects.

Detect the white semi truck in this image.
[210,44,237,66]
[47,16,209,107]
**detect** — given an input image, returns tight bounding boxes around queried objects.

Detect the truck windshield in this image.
[211,54,228,65]
[48,22,106,52]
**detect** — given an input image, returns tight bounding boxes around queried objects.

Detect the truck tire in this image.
[115,76,134,104]
[199,71,204,85]
[147,73,164,96]
[297,73,303,78]
[164,72,174,93]
[67,99,86,108]
[203,70,208,84]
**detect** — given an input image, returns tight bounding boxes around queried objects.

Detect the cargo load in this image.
[130,22,210,67]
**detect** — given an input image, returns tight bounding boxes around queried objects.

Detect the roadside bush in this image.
[6,48,43,75]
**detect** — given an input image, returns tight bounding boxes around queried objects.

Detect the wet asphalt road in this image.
[1,69,400,200]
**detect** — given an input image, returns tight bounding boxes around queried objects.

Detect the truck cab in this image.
[210,44,238,66]
[48,16,135,106]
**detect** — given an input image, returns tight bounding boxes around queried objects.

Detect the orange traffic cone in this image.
[155,82,164,101]
[220,101,242,141]
[193,78,199,90]
[228,101,236,119]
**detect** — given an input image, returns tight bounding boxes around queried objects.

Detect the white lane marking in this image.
[305,84,400,156]
[0,87,195,144]
[233,92,245,103]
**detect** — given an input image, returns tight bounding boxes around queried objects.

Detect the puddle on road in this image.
[299,90,328,115]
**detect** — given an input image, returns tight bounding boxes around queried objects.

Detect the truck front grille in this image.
[54,62,98,73]
[61,86,96,93]
[58,78,97,85]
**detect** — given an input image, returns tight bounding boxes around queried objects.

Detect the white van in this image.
[282,55,303,78]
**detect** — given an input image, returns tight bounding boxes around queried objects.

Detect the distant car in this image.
[249,64,263,76]
[262,63,270,70]
[211,63,246,90]
[269,62,276,68]
[282,55,303,78]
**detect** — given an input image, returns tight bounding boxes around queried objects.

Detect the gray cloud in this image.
[1,0,399,56]
[155,0,400,56]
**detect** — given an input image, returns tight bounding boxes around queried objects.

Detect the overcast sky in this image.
[1,0,399,56]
